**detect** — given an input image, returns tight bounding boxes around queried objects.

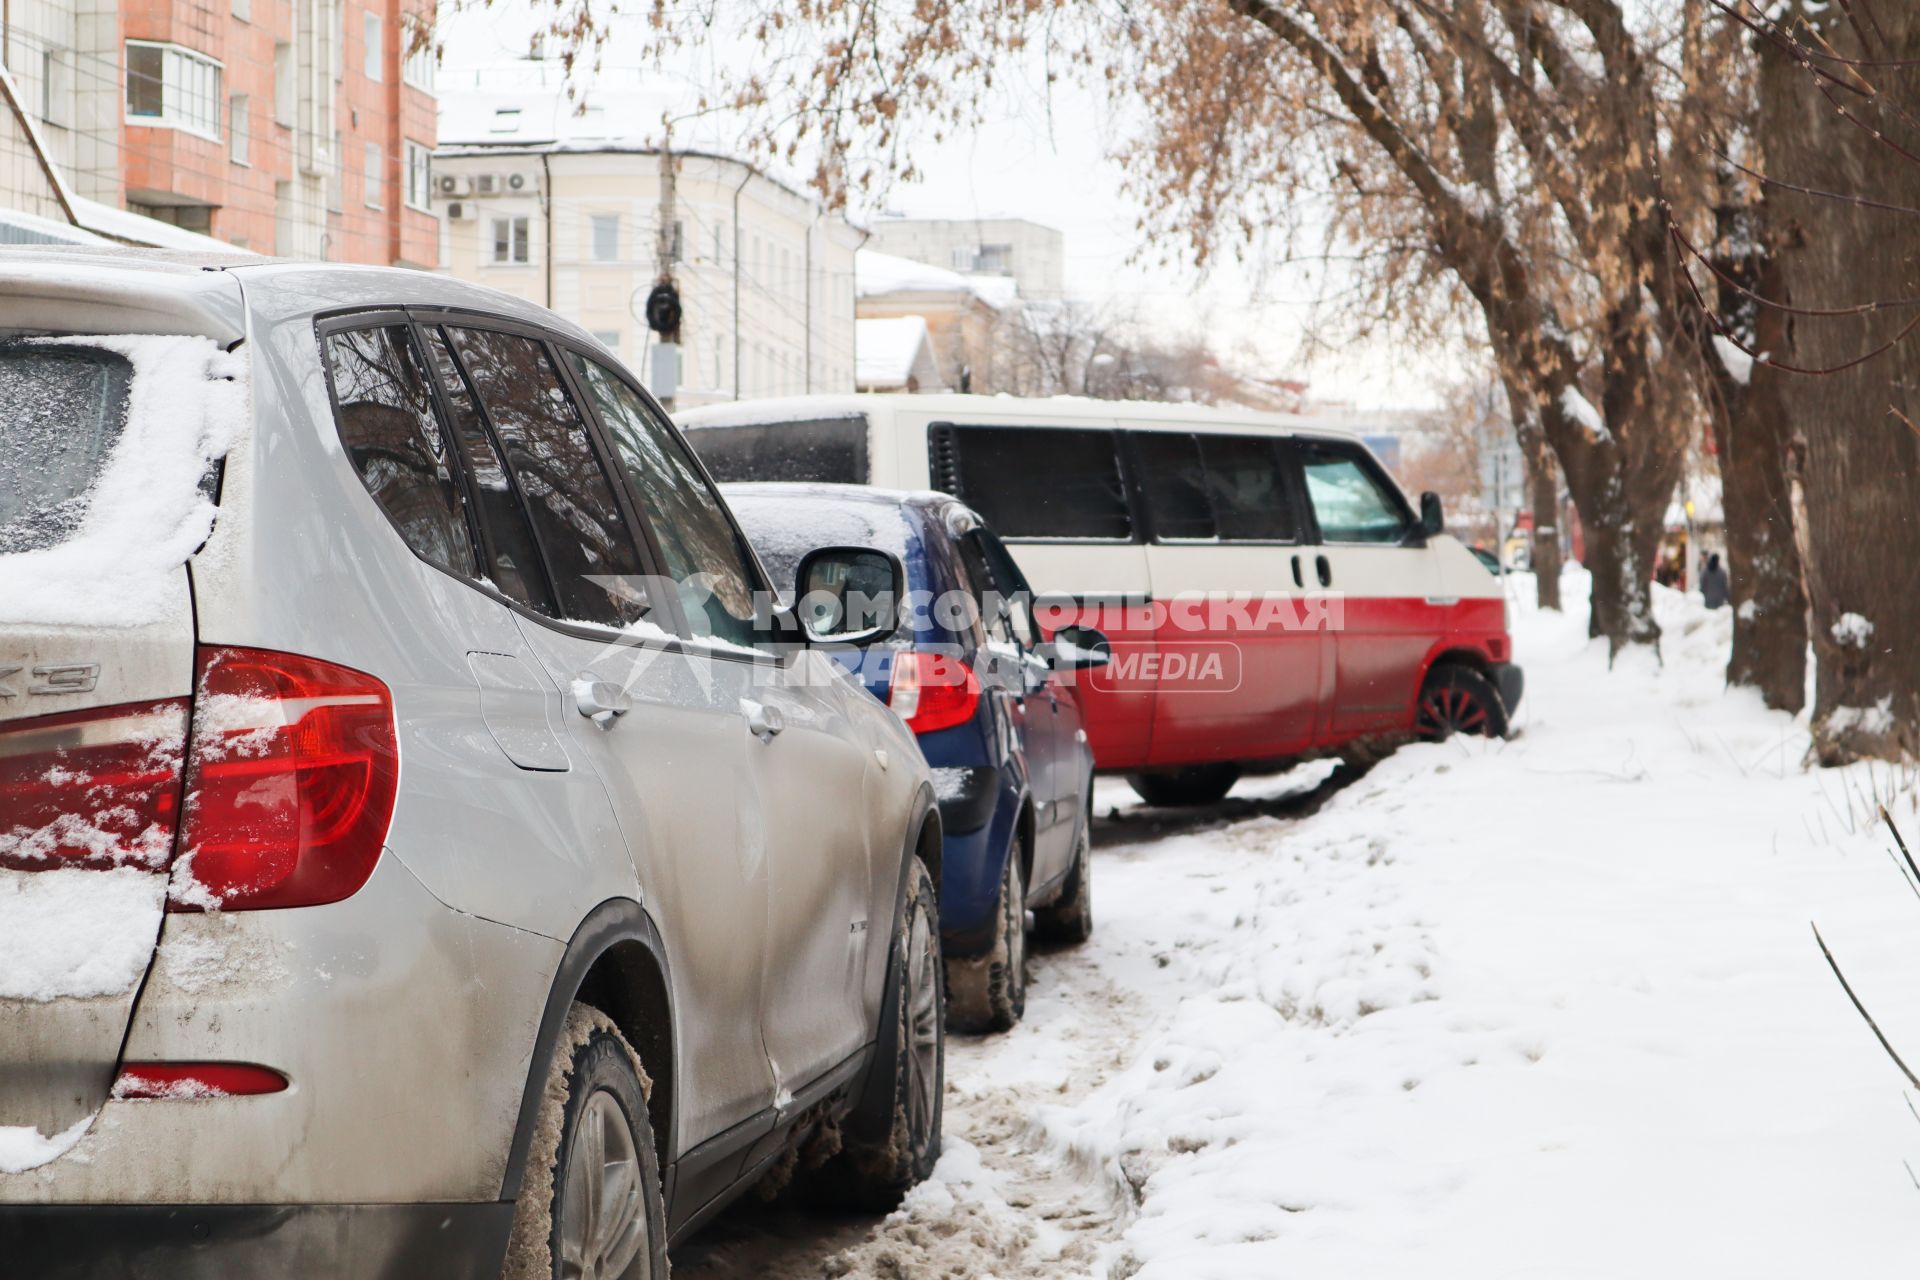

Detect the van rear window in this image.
[685,416,869,484]
[930,424,1133,542]
[0,344,132,554]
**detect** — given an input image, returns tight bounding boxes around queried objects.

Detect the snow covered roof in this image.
[856,316,942,392]
[0,208,106,247]
[67,197,251,255]
[856,250,1018,310]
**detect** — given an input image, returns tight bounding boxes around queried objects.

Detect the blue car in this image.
[725,483,1102,1032]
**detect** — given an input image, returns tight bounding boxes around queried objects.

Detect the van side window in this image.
[418,325,556,615]
[566,353,762,649]
[932,425,1133,542]
[1131,432,1297,543]
[1299,442,1411,544]
[1131,433,1215,540]
[323,325,479,579]
[1199,435,1296,541]
[686,416,869,484]
[445,327,651,629]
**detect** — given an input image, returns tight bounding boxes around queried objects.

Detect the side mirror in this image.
[1042,625,1113,671]
[792,546,904,646]
[1418,491,1444,540]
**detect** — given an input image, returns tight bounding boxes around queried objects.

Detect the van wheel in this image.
[1033,808,1093,946]
[504,1005,667,1280]
[946,839,1028,1033]
[819,856,944,1210]
[1126,763,1241,807]
[1417,665,1509,739]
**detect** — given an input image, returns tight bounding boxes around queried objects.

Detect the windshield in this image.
[0,344,134,554]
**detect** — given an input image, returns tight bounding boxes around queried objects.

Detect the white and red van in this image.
[681,395,1521,805]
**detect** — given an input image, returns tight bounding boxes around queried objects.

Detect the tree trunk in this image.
[1504,373,1563,611]
[1762,2,1920,761]
[1701,227,1808,713]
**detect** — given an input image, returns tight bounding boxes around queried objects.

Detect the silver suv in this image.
[0,250,945,1279]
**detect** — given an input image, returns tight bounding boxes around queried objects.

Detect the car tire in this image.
[1033,806,1093,946]
[946,837,1028,1033]
[504,1004,667,1280]
[1126,763,1241,807]
[818,855,945,1210]
[1416,665,1509,740]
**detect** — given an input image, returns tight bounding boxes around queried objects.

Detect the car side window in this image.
[445,326,652,630]
[324,325,479,580]
[417,325,556,615]
[565,353,762,649]
[1298,442,1411,544]
[1199,435,1296,542]
[962,527,1039,648]
[1131,432,1216,540]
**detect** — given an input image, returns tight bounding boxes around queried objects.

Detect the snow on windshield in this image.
[0,334,246,628]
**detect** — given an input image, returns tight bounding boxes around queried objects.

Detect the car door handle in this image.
[1316,555,1333,588]
[743,699,786,740]
[573,678,632,728]
[1291,554,1304,590]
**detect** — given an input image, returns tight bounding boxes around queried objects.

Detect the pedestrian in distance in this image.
[1700,552,1730,610]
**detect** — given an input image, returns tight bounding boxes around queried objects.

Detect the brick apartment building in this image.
[1,0,437,261]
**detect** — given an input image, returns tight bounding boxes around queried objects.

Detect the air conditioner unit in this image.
[506,172,529,192]
[475,174,499,196]
[446,202,477,221]
[438,174,472,198]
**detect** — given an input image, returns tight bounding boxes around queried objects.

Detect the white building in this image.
[434,87,861,406]
[864,214,1066,301]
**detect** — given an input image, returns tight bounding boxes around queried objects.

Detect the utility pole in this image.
[644,141,683,411]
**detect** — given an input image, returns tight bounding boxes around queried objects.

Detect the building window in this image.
[405,142,432,211]
[39,49,73,129]
[493,216,530,265]
[591,214,618,263]
[125,41,223,140]
[364,14,384,81]
[592,330,621,355]
[229,94,249,165]
[364,143,383,209]
[273,42,293,126]
[402,21,434,91]
[490,107,520,134]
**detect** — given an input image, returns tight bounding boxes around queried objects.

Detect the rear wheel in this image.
[1416,665,1509,740]
[819,855,944,1210]
[1033,807,1093,945]
[1126,763,1241,807]
[505,1005,667,1280]
[946,838,1028,1033]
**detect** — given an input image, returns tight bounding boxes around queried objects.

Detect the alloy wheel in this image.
[557,1088,648,1280]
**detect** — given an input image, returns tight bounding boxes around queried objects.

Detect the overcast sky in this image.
[437,5,1463,410]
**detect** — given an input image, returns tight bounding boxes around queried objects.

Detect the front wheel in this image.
[819,855,945,1210]
[946,838,1028,1033]
[1033,807,1093,946]
[1416,665,1510,740]
[504,1005,667,1280]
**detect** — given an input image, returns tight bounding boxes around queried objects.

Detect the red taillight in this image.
[168,646,398,912]
[112,1063,289,1099]
[0,700,189,872]
[888,651,980,736]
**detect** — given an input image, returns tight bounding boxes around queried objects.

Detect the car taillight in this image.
[0,700,189,872]
[888,650,979,736]
[168,646,398,912]
[112,1063,289,1099]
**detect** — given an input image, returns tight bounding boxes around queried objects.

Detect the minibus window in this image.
[935,425,1133,542]
[1199,435,1296,542]
[1132,433,1216,540]
[685,416,868,484]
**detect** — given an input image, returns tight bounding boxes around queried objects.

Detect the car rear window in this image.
[0,344,133,554]
[929,424,1134,542]
[685,416,870,484]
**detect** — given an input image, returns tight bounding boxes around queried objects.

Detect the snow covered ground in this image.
[678,570,1920,1277]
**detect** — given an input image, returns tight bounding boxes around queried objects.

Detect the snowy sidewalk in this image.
[869,575,1920,1278]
